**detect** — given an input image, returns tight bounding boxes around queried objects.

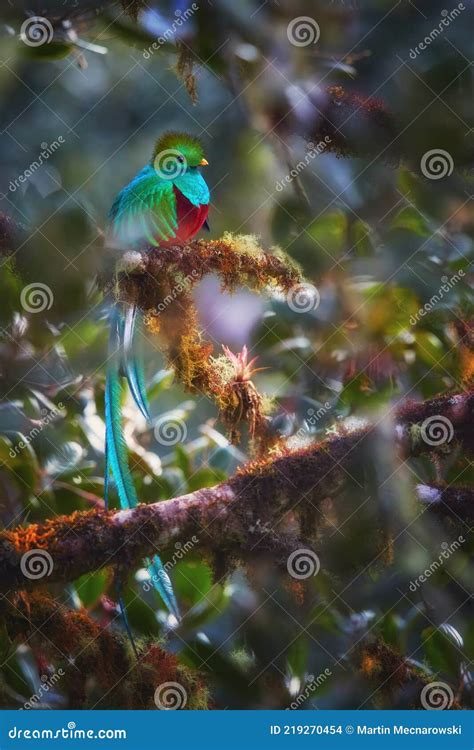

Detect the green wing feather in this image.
[109,165,178,247]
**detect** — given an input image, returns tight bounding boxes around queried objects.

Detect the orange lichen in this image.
[360,653,378,677]
[453,319,474,384]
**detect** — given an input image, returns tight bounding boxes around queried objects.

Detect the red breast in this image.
[160,187,209,246]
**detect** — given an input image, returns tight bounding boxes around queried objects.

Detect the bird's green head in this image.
[152,131,208,179]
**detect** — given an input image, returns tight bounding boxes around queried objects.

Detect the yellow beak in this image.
[199,158,209,166]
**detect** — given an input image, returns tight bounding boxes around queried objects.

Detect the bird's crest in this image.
[152,131,206,169]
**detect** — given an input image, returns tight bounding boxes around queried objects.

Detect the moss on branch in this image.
[108,234,303,453]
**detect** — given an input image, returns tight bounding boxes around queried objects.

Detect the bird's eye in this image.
[177,155,185,163]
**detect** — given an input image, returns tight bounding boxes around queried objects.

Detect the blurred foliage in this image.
[0,0,472,710]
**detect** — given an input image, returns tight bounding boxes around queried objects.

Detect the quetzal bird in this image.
[105,132,210,643]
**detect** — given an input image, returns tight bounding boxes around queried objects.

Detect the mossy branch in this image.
[0,388,472,593]
[106,234,303,452]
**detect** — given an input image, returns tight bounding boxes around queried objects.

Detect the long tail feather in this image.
[146,555,180,620]
[122,304,151,422]
[105,308,139,510]
[104,434,110,510]
[105,305,179,622]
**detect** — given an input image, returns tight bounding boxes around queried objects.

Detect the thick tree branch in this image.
[0,388,472,592]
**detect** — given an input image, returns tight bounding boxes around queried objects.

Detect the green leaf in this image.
[422,626,462,677]
[124,586,161,637]
[44,442,84,477]
[378,613,405,650]
[3,657,31,700]
[180,638,252,697]
[187,467,226,492]
[177,585,230,631]
[0,260,22,326]
[75,570,108,608]
[307,211,348,260]
[308,603,340,634]
[350,219,375,257]
[209,444,243,474]
[159,467,188,498]
[174,444,191,478]
[19,41,74,61]
[173,561,214,607]
[397,167,417,196]
[287,636,309,679]
[390,207,431,237]
[147,369,174,403]
[414,332,444,367]
[0,435,16,467]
